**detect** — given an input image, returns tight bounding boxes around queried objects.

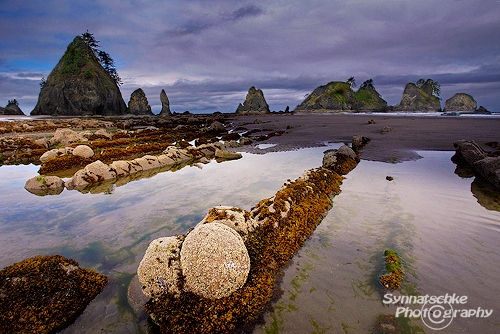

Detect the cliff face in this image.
[444,93,477,112]
[394,82,441,112]
[235,86,270,114]
[294,81,387,112]
[31,36,127,116]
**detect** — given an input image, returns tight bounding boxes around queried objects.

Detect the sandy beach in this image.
[231,113,500,162]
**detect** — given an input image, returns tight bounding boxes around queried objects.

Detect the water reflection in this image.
[257,151,500,334]
[2,149,498,333]
[0,145,339,333]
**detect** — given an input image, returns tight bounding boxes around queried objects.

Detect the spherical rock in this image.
[137,236,183,298]
[73,145,94,159]
[180,223,250,299]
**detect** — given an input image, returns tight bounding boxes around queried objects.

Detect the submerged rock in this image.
[180,223,250,299]
[452,140,500,189]
[215,148,242,160]
[0,255,107,333]
[473,157,500,189]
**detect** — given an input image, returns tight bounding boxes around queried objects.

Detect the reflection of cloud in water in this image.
[0,146,332,271]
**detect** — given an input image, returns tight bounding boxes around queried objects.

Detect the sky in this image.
[1,0,499,114]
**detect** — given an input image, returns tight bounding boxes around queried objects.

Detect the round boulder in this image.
[180,223,250,299]
[137,236,183,298]
[73,145,94,159]
[24,175,65,196]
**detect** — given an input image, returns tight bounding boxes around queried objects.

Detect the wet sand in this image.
[231,113,500,162]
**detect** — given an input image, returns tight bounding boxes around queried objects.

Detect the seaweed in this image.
[379,249,404,290]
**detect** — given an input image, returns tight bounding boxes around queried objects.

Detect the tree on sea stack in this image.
[31,32,127,116]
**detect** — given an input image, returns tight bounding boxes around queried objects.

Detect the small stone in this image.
[386,176,394,181]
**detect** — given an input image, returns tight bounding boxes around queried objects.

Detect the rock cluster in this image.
[65,145,195,191]
[138,207,254,300]
[0,255,107,333]
[452,140,500,189]
[443,93,477,112]
[236,86,270,114]
[142,145,359,332]
[127,88,153,115]
[31,36,127,116]
[26,140,239,195]
[140,139,362,334]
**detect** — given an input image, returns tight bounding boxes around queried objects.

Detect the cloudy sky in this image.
[1,0,499,114]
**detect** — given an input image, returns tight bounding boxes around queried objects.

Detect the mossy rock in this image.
[0,255,108,333]
[379,249,403,290]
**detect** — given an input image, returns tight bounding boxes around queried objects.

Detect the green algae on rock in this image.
[0,255,108,333]
[379,249,404,290]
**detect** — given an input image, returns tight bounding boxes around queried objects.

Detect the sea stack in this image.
[127,88,153,115]
[159,89,171,116]
[31,36,127,116]
[294,80,387,112]
[235,86,270,114]
[394,80,441,112]
[443,93,477,113]
[0,100,24,115]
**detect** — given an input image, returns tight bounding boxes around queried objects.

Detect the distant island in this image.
[0,32,491,117]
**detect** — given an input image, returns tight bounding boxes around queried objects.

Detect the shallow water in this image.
[255,151,500,334]
[0,145,340,332]
[0,148,499,333]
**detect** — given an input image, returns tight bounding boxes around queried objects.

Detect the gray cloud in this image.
[1,0,499,113]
